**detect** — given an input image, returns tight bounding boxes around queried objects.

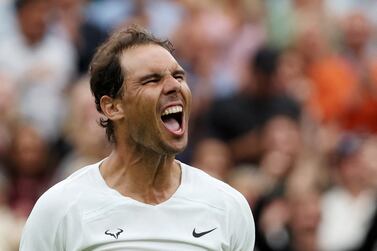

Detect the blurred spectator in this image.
[256,115,302,196]
[208,46,301,164]
[337,11,377,132]
[318,134,376,251]
[191,138,233,181]
[0,0,76,141]
[173,0,241,98]
[252,116,301,251]
[54,76,110,181]
[4,122,55,218]
[260,116,301,160]
[53,0,108,74]
[324,0,377,27]
[0,172,23,251]
[349,136,377,251]
[276,48,312,107]
[306,52,357,125]
[285,169,322,251]
[254,153,325,251]
[265,0,334,49]
[221,0,267,91]
[228,164,271,208]
[255,193,290,251]
[305,11,377,133]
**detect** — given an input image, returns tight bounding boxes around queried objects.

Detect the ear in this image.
[100,95,125,121]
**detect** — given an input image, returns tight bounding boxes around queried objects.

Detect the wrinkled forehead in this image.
[120,44,183,79]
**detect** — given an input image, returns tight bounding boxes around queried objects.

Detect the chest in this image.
[64,200,230,251]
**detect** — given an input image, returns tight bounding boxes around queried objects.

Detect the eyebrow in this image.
[172,69,186,76]
[139,73,162,83]
[139,69,186,82]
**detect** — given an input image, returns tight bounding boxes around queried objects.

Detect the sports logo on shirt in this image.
[192,227,217,238]
[105,228,124,239]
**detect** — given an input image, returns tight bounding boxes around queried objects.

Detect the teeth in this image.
[162,105,183,116]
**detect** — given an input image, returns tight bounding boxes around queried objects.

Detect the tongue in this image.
[163,117,180,132]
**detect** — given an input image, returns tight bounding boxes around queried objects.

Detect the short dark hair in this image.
[89,25,174,142]
[252,46,280,76]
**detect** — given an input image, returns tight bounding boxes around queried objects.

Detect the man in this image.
[0,0,76,141]
[208,46,300,164]
[20,26,255,250]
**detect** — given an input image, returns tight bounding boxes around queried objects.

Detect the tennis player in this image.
[20,26,255,250]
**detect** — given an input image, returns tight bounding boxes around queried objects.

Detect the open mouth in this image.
[161,105,183,133]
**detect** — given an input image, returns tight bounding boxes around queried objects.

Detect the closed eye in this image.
[173,70,186,81]
[142,78,159,85]
[174,74,185,81]
[140,73,162,85]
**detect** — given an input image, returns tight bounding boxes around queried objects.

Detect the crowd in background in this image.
[1,0,377,250]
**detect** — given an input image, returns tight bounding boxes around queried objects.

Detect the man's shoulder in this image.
[33,162,99,214]
[20,162,101,250]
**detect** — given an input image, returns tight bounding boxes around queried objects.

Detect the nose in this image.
[163,75,181,95]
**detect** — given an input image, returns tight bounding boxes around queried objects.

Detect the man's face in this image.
[18,0,51,45]
[117,44,191,155]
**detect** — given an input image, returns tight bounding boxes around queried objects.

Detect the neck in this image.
[100,145,181,205]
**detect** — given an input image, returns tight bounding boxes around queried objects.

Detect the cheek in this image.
[127,89,157,114]
[182,85,192,111]
[131,91,161,135]
[183,82,192,95]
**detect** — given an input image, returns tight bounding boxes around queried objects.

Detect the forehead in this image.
[120,44,181,78]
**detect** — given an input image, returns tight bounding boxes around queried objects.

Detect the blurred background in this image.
[1,0,377,250]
